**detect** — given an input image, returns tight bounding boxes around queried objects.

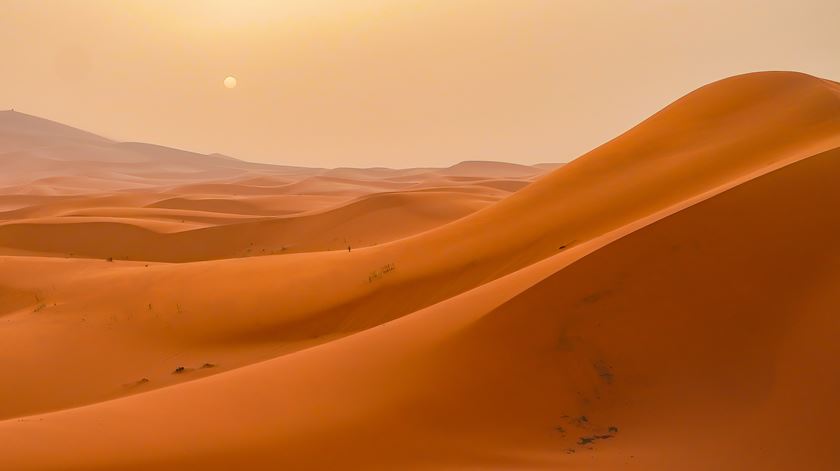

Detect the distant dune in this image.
[438,160,543,178]
[0,113,553,260]
[0,109,109,143]
[0,71,839,470]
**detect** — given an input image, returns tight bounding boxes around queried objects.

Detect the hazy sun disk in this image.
[224,76,237,89]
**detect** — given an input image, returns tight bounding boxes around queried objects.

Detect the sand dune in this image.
[0,71,839,470]
[0,188,502,260]
[0,109,108,144]
[438,160,543,178]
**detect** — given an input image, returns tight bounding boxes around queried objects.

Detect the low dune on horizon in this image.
[0,112,550,261]
[1,70,840,470]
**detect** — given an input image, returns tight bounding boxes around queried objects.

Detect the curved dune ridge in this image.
[0,71,838,470]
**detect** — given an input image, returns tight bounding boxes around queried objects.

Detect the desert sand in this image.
[0,71,839,470]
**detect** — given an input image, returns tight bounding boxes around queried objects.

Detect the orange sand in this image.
[0,71,839,470]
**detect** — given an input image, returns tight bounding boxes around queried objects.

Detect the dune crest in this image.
[1,71,839,470]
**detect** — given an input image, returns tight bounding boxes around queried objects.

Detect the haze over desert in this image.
[2,2,840,470]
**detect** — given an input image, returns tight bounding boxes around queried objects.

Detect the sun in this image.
[224,76,237,89]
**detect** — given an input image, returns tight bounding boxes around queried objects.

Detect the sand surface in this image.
[0,71,839,470]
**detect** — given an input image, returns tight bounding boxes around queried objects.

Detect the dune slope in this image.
[1,116,839,471]
[0,71,839,470]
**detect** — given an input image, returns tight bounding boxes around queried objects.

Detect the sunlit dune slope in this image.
[112,71,837,342]
[1,119,838,471]
[0,70,834,423]
[0,71,839,470]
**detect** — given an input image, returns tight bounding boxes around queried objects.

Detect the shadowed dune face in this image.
[0,71,839,470]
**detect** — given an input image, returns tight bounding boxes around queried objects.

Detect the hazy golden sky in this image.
[2,0,839,167]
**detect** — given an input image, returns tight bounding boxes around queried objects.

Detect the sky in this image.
[1,0,839,167]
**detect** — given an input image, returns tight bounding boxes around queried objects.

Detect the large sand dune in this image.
[0,71,838,470]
